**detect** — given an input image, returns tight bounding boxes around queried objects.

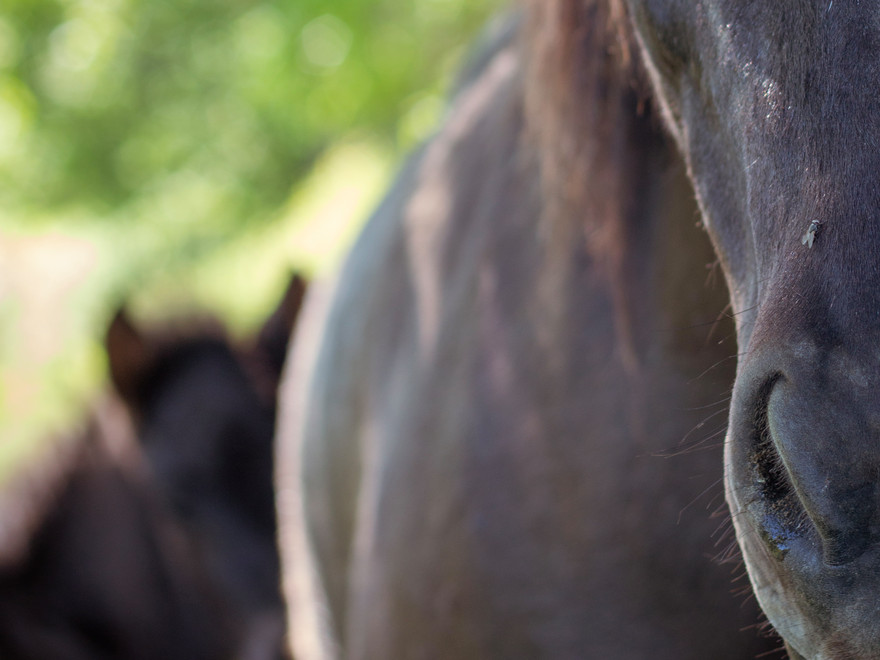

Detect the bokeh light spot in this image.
[301,14,352,70]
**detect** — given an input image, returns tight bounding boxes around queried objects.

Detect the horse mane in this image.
[523,0,653,257]
[523,0,682,373]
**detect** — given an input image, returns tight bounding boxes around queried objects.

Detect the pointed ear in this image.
[105,308,153,405]
[255,273,308,382]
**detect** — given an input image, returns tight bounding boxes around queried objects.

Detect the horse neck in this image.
[521,0,732,376]
[609,125,732,375]
[536,86,732,382]
[536,109,736,448]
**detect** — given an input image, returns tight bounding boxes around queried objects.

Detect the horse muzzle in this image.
[726,336,880,659]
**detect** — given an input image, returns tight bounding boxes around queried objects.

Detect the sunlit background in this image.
[0,0,504,481]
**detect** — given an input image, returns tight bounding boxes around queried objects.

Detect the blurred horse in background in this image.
[0,274,306,660]
[107,273,307,650]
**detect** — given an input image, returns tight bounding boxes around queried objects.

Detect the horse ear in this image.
[254,273,308,382]
[106,308,153,405]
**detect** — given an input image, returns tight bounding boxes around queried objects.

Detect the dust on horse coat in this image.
[276,9,780,660]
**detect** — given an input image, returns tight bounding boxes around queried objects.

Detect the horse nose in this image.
[729,340,880,566]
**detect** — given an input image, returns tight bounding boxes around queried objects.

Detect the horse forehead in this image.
[635,1,880,180]
[631,1,880,60]
[731,4,880,63]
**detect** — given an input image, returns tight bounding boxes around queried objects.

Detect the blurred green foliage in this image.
[1,0,502,226]
[0,0,505,476]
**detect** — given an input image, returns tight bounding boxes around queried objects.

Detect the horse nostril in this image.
[747,375,811,556]
[751,377,791,502]
[741,370,876,566]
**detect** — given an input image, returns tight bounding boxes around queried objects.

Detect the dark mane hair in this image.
[523,0,657,249]
[524,0,682,371]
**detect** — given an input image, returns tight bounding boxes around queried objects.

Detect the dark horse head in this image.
[623,0,880,656]
[106,274,306,632]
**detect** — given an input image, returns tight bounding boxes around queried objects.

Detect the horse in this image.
[0,274,305,660]
[275,4,789,658]
[626,1,880,657]
[104,273,307,659]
